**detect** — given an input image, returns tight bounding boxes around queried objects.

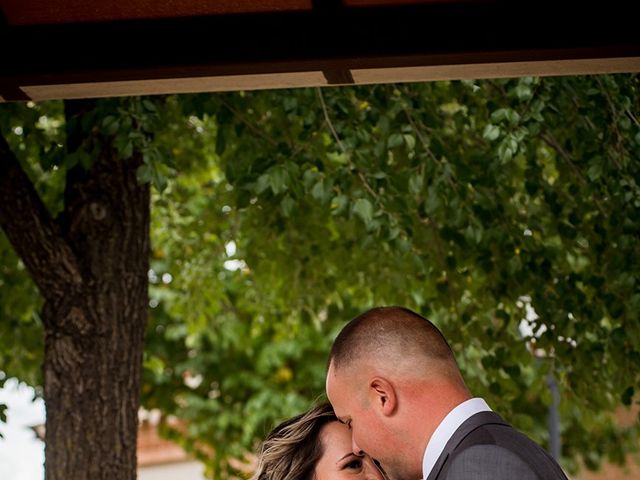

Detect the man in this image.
[326,306,568,480]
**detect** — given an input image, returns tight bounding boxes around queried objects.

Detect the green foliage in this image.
[0,101,59,390]
[1,75,639,477]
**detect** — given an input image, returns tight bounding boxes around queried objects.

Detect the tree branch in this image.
[540,132,606,216]
[217,97,278,147]
[316,88,346,153]
[540,132,588,183]
[0,133,83,300]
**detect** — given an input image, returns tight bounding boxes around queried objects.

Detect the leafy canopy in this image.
[1,75,639,476]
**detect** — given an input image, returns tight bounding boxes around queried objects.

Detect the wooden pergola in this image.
[1,0,639,102]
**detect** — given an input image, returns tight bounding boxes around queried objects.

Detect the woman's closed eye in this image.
[342,458,363,471]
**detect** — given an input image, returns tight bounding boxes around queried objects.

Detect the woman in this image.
[252,402,386,480]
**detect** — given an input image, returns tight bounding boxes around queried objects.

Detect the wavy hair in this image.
[251,403,336,480]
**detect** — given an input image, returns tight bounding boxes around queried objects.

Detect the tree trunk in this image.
[0,100,150,480]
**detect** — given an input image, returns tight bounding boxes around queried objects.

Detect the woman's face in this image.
[314,421,386,480]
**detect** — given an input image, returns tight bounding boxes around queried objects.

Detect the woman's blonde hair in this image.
[251,402,336,480]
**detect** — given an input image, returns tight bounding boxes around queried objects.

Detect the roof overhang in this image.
[1,0,639,102]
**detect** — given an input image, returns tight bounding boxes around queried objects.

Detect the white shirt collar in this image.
[421,398,491,480]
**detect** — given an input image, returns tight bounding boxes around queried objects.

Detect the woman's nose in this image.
[363,457,385,480]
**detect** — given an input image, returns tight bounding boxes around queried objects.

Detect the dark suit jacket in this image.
[426,411,568,480]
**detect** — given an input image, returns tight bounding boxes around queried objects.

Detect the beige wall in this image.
[139,460,205,480]
[574,459,640,480]
[574,404,639,479]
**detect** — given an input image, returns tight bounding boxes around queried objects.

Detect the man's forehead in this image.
[326,361,340,390]
[327,359,352,380]
[325,366,338,399]
[327,361,361,391]
[326,363,348,409]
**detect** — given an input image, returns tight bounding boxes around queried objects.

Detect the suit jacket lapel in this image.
[425,411,508,480]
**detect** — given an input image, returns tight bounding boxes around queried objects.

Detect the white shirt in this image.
[421,398,492,480]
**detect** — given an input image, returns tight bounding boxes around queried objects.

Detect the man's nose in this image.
[352,436,363,456]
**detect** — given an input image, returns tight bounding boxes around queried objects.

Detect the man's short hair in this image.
[329,306,458,373]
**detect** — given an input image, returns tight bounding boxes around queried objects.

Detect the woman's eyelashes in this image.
[342,458,363,471]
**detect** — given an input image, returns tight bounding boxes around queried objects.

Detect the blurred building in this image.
[574,404,640,480]
[137,424,205,480]
[137,411,206,480]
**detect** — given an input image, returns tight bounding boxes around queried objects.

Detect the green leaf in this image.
[268,166,289,195]
[283,97,297,112]
[409,173,424,195]
[403,134,416,151]
[491,108,520,125]
[483,124,501,141]
[330,194,349,215]
[255,173,271,194]
[326,151,350,164]
[153,170,168,193]
[144,355,165,378]
[121,141,134,159]
[353,198,374,227]
[514,84,533,100]
[66,150,94,170]
[587,158,603,181]
[136,164,153,184]
[102,115,120,136]
[387,133,404,149]
[496,135,518,163]
[142,99,158,113]
[311,178,333,204]
[280,196,295,217]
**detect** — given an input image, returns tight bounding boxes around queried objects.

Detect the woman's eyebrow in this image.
[337,452,354,463]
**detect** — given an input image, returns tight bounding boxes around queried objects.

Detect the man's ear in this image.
[368,377,397,416]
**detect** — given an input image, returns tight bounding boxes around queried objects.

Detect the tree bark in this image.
[0,100,150,480]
